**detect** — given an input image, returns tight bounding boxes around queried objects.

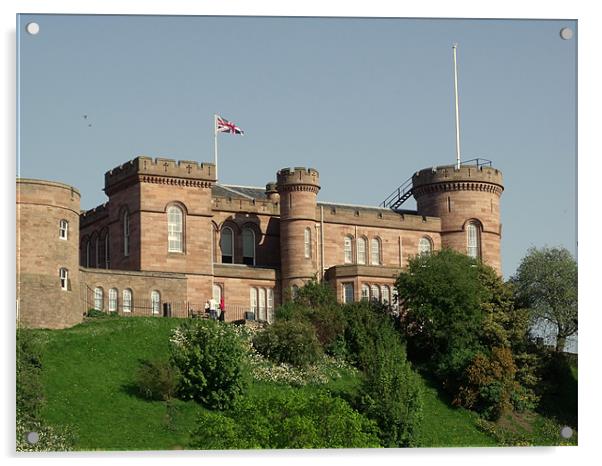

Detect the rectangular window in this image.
[59,220,68,240]
[357,238,366,264]
[59,268,68,290]
[361,284,370,301]
[304,228,311,258]
[344,237,353,264]
[371,239,380,265]
[250,288,258,316]
[258,288,266,321]
[267,288,274,323]
[342,283,354,304]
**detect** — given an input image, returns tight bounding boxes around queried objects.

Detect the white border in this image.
[3,1,599,466]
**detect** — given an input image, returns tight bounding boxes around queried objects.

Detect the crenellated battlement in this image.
[212,196,280,215]
[276,167,320,193]
[80,202,109,228]
[412,163,504,198]
[104,156,216,194]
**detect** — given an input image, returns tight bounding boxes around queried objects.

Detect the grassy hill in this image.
[31,317,526,450]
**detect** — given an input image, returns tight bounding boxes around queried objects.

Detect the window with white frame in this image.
[123,289,132,313]
[304,227,311,259]
[418,237,432,256]
[220,227,234,263]
[371,238,381,265]
[242,228,255,265]
[258,288,267,321]
[94,287,104,311]
[370,284,380,302]
[167,206,183,252]
[108,288,118,312]
[123,211,130,256]
[59,219,68,240]
[151,290,161,314]
[361,284,370,301]
[344,236,353,264]
[357,237,367,264]
[59,268,68,290]
[212,284,222,303]
[267,288,274,323]
[381,285,390,305]
[342,283,354,304]
[466,221,480,259]
[250,287,258,316]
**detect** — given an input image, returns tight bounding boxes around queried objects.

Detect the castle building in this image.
[16,156,504,329]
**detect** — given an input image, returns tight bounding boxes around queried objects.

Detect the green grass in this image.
[32,317,499,450]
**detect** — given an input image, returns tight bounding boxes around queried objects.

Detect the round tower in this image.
[17,179,83,328]
[411,163,504,273]
[276,167,320,296]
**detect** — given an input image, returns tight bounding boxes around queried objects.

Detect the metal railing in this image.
[379,176,413,210]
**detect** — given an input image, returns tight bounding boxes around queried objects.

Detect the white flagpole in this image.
[452,43,461,170]
[213,114,218,181]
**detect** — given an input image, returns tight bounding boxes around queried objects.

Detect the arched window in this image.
[108,288,118,312]
[242,228,255,266]
[220,227,234,263]
[357,237,367,264]
[59,219,69,240]
[212,284,222,303]
[59,268,68,291]
[304,227,312,259]
[361,284,370,301]
[123,289,132,313]
[418,237,433,256]
[90,236,97,268]
[370,284,380,302]
[258,288,267,321]
[150,290,161,315]
[344,236,353,264]
[123,211,130,257]
[250,287,258,316]
[371,238,381,265]
[167,206,183,252]
[94,287,104,311]
[342,283,354,303]
[381,285,390,305]
[466,221,481,259]
[267,289,275,323]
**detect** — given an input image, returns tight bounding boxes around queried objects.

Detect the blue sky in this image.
[17,15,576,278]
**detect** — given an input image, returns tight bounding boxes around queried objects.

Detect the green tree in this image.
[511,247,577,352]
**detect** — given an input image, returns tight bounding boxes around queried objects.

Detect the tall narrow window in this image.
[123,211,130,257]
[361,284,370,301]
[357,237,367,264]
[151,290,161,315]
[220,227,234,263]
[342,283,354,304]
[95,236,100,268]
[123,289,132,313]
[104,232,110,269]
[370,284,380,302]
[258,288,267,321]
[85,240,90,267]
[167,206,183,252]
[59,268,68,290]
[94,287,104,311]
[108,288,118,312]
[344,236,353,264]
[466,221,480,259]
[90,237,97,268]
[381,285,390,305]
[267,289,274,323]
[59,220,68,240]
[212,284,222,303]
[418,237,432,256]
[371,238,381,265]
[98,234,106,269]
[304,227,311,259]
[250,288,258,316]
[242,228,255,266]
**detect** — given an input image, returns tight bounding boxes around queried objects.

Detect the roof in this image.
[212,184,268,200]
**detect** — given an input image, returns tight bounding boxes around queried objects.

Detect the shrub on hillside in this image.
[189,389,380,449]
[169,320,249,410]
[135,359,180,401]
[252,319,322,368]
[16,329,44,422]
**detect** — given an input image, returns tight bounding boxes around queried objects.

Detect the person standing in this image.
[209,297,218,320]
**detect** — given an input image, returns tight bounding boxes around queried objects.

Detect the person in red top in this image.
[219,297,225,321]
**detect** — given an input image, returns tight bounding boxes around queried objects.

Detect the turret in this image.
[276,167,320,296]
[265,182,279,203]
[412,163,504,273]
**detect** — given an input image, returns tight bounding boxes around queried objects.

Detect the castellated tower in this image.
[277,167,320,296]
[17,179,83,328]
[411,164,504,273]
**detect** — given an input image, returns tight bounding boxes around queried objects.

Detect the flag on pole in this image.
[215,115,245,135]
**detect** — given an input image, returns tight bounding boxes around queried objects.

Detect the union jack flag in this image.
[215,115,244,135]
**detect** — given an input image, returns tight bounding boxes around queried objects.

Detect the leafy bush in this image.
[189,389,380,449]
[16,329,44,422]
[169,320,249,410]
[253,319,322,368]
[135,359,180,401]
[345,302,424,447]
[86,308,119,318]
